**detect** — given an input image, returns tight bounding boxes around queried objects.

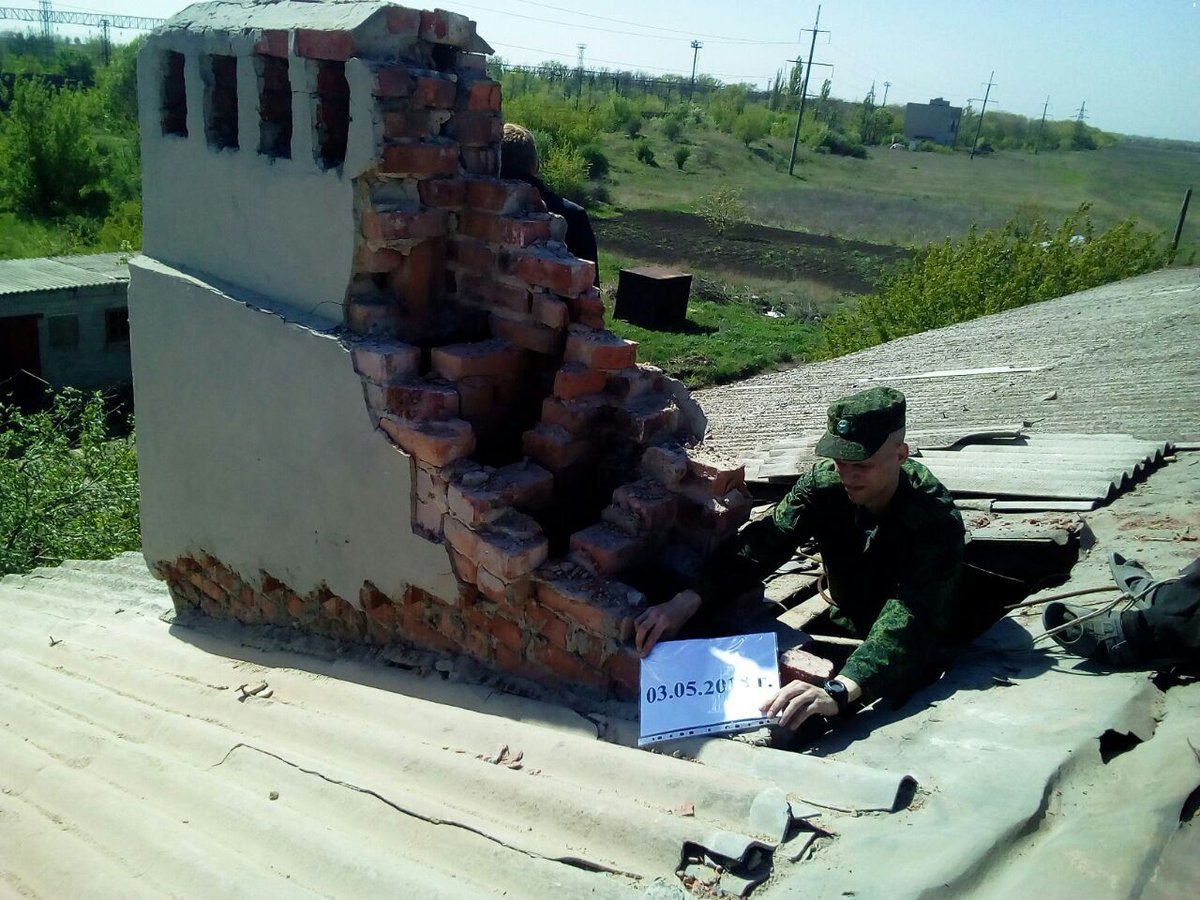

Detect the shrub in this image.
[634,138,656,166]
[673,146,691,171]
[818,205,1168,358]
[696,186,748,235]
[663,118,682,142]
[733,106,772,146]
[0,389,140,576]
[541,141,589,204]
[625,116,643,139]
[818,130,867,158]
[578,142,610,179]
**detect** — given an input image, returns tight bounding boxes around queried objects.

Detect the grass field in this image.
[598,125,1199,254]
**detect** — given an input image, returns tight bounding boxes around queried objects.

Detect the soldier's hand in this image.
[761,681,838,730]
[634,590,702,657]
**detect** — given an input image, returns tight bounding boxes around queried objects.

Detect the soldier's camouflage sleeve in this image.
[694,468,823,607]
[838,515,963,704]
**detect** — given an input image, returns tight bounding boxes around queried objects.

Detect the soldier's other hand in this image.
[761,681,838,730]
[634,590,702,657]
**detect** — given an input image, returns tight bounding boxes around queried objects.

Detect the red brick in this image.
[684,450,746,496]
[603,649,641,695]
[677,487,753,536]
[351,340,421,384]
[254,29,289,57]
[601,504,641,536]
[356,245,407,274]
[487,612,527,652]
[412,75,457,109]
[374,66,414,98]
[489,311,564,355]
[465,80,502,112]
[526,603,569,648]
[533,293,570,330]
[459,211,551,247]
[419,8,477,45]
[413,497,445,538]
[569,522,648,576]
[522,423,591,472]
[445,111,503,146]
[553,362,607,401]
[386,7,421,35]
[541,395,606,434]
[366,378,459,420]
[448,547,478,585]
[613,478,679,531]
[466,179,539,215]
[431,338,520,380]
[490,462,554,510]
[640,445,688,487]
[346,296,400,337]
[605,365,665,402]
[511,250,596,297]
[387,238,444,313]
[380,415,476,466]
[461,147,499,177]
[475,514,550,579]
[532,641,607,690]
[477,568,532,607]
[381,142,461,176]
[448,236,494,273]
[418,177,468,209]
[362,208,447,242]
[460,275,531,315]
[567,289,606,329]
[294,29,355,61]
[382,109,439,140]
[455,375,495,417]
[563,327,639,370]
[780,647,835,687]
[617,395,680,445]
[446,480,505,528]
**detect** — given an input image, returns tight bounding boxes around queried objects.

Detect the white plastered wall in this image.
[128,257,458,604]
[137,30,383,325]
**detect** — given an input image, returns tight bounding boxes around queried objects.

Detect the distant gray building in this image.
[904,97,962,146]
[0,253,131,407]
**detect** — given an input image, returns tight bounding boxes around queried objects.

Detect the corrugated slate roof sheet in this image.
[696,268,1200,466]
[0,253,130,298]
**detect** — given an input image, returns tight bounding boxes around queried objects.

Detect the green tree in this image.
[0,79,108,217]
[0,390,140,576]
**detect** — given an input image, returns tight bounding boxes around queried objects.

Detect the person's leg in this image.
[1119,557,1200,662]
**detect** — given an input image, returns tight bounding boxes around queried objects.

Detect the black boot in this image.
[1108,552,1159,606]
[1043,601,1137,665]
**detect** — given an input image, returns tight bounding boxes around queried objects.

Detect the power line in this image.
[689,39,702,101]
[488,40,765,80]
[789,4,831,177]
[968,70,996,160]
[0,5,164,30]
[452,0,794,46]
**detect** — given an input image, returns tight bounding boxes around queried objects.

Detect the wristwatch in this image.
[823,679,850,716]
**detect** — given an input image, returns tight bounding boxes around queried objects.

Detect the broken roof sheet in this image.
[0,253,129,299]
[696,268,1200,465]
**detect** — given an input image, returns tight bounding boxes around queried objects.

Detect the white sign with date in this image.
[638,632,780,746]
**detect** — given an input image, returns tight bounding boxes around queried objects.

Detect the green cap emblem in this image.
[836,418,850,435]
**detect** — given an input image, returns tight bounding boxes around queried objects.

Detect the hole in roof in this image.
[1098,729,1143,764]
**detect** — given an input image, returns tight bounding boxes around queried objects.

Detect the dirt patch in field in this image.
[594,209,911,295]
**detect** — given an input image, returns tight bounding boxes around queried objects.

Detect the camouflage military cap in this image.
[814,386,906,461]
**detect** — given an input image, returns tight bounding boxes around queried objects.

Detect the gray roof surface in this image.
[696,268,1200,466]
[0,253,130,299]
[2,453,1199,897]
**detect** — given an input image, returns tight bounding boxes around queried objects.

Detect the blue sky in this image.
[29,0,1200,141]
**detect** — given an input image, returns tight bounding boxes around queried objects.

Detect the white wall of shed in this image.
[127,257,458,604]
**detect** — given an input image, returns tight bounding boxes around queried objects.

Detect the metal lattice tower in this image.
[37,0,51,38]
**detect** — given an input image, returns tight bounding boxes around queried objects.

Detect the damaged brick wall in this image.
[156,5,752,698]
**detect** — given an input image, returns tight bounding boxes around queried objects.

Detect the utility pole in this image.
[1033,96,1049,154]
[788,4,831,177]
[968,70,996,160]
[575,43,586,109]
[100,18,110,65]
[882,80,891,107]
[689,40,703,102]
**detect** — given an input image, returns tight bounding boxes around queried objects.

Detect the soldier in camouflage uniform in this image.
[635,386,965,731]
